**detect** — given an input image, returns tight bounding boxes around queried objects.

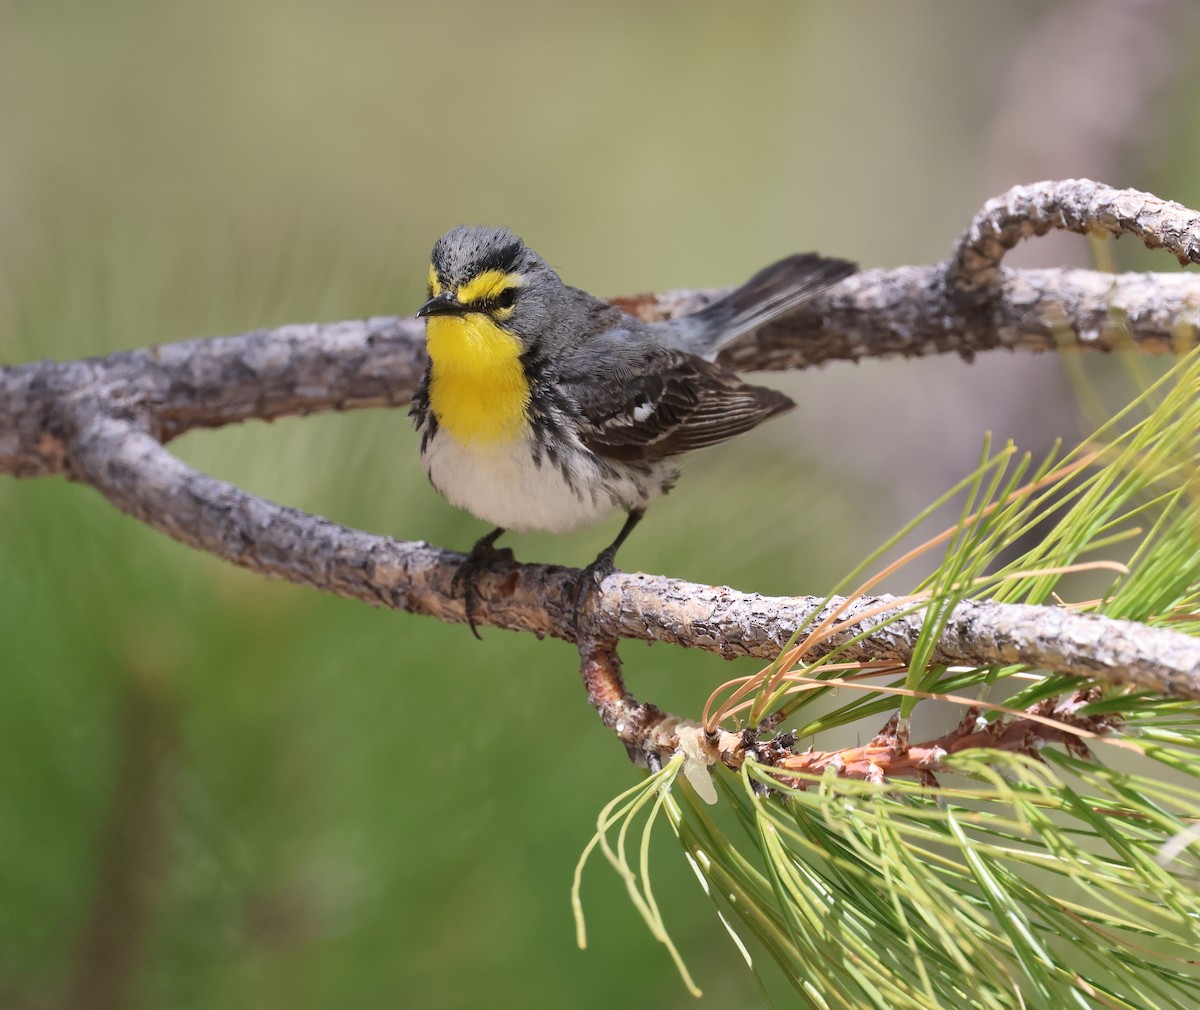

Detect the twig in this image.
[756,694,1114,786]
[948,179,1200,297]
[578,639,679,767]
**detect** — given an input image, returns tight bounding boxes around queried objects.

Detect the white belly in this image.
[422,427,663,534]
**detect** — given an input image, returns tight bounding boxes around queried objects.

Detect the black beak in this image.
[417,292,465,318]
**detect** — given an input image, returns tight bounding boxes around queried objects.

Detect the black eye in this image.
[494,287,517,309]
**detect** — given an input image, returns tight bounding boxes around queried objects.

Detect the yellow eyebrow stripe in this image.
[457,270,523,306]
[427,264,442,297]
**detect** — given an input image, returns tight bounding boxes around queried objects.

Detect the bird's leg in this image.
[572,509,645,633]
[452,526,512,639]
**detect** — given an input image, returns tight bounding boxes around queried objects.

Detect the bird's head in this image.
[419,226,560,349]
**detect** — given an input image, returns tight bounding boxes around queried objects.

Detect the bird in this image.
[410,226,856,637]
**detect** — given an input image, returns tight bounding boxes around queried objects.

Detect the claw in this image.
[452,527,511,639]
[570,508,645,637]
[571,547,618,635]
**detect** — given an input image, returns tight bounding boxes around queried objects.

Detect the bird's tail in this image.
[659,252,856,358]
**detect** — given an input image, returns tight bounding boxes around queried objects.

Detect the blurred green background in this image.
[2,2,1199,1007]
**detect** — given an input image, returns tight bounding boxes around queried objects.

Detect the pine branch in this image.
[4,181,1200,480]
[3,178,1200,725]
[57,414,1200,701]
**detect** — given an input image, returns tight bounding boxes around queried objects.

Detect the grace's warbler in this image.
[412,226,855,635]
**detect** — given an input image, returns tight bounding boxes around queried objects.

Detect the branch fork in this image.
[3,180,1200,767]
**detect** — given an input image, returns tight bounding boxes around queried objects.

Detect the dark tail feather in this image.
[662,253,857,357]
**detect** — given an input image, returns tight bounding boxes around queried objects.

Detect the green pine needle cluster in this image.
[577,348,1200,1008]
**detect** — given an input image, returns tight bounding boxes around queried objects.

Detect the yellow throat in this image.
[426,313,531,445]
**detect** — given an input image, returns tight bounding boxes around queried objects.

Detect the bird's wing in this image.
[555,331,795,462]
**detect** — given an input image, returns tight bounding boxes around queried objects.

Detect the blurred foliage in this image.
[2,2,1200,1007]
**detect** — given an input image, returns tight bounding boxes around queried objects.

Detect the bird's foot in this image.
[570,510,644,639]
[571,546,618,637]
[452,528,512,639]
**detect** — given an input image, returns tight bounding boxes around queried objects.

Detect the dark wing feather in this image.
[557,331,794,463]
[653,252,857,357]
